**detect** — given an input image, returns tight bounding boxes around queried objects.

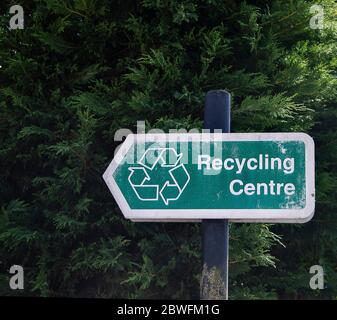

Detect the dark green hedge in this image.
[0,0,336,299]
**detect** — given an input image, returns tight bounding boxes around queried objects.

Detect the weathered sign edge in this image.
[102,132,315,223]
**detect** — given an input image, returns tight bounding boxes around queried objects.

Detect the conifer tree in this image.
[0,0,336,299]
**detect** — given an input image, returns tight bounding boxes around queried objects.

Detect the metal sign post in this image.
[200,90,230,300]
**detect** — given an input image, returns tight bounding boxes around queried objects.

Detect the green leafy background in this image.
[0,0,336,299]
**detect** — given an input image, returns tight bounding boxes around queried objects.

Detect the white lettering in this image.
[224,158,234,170]
[198,155,211,170]
[247,158,258,170]
[284,183,295,195]
[229,180,296,196]
[197,154,295,175]
[229,179,243,195]
[235,158,246,174]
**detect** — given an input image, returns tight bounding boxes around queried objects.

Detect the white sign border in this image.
[103,133,315,223]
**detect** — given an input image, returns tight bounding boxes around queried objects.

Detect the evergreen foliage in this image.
[0,0,336,299]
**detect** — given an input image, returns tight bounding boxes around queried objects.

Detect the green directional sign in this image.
[103,133,315,222]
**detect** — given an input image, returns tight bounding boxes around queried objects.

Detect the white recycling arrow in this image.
[128,167,159,201]
[129,148,189,205]
[159,163,190,205]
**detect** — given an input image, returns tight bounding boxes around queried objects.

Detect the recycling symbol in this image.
[128,148,190,205]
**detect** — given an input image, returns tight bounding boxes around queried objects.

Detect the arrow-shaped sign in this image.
[103,133,315,222]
